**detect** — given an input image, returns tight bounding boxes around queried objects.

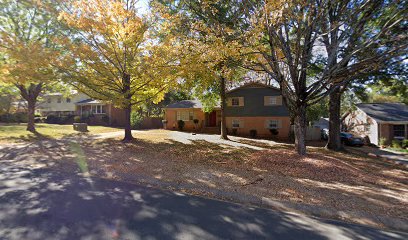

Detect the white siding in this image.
[38,93,89,113]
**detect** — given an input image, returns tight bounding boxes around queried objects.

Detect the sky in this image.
[135,0,150,15]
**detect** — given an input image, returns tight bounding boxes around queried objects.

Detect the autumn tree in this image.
[243,0,407,155]
[0,0,63,132]
[58,0,178,141]
[154,0,256,139]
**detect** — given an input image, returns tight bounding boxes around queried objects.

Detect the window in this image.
[57,97,62,103]
[265,96,281,106]
[66,98,71,103]
[91,105,106,114]
[47,98,51,103]
[232,119,242,128]
[231,98,240,106]
[393,125,405,138]
[177,111,193,121]
[267,120,280,129]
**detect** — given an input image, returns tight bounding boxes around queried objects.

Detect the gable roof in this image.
[75,99,103,105]
[227,82,280,94]
[357,103,408,123]
[165,100,206,109]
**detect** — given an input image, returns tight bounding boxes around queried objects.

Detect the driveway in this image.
[346,145,408,166]
[1,149,407,239]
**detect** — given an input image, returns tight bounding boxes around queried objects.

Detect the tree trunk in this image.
[294,105,307,156]
[326,87,342,151]
[220,76,229,140]
[122,73,133,142]
[26,99,36,132]
[15,83,43,133]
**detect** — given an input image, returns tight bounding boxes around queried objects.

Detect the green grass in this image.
[0,123,122,143]
[388,147,408,153]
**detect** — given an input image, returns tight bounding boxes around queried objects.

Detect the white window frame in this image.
[232,119,241,128]
[91,105,106,114]
[265,96,279,106]
[267,120,280,129]
[393,125,405,138]
[177,111,193,121]
[66,98,71,103]
[231,97,240,106]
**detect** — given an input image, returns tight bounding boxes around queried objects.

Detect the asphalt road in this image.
[0,152,407,240]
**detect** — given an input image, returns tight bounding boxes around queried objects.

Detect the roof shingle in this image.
[357,103,408,122]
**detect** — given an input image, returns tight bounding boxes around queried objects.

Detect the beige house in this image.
[38,92,89,116]
[344,103,408,145]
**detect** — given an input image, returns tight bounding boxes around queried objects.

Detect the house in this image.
[38,92,126,126]
[344,103,408,145]
[163,82,291,139]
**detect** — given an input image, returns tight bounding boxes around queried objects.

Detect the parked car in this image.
[340,132,364,147]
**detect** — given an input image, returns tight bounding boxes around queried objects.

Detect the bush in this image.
[46,115,59,124]
[402,139,408,149]
[270,128,279,136]
[391,140,401,149]
[177,120,185,131]
[249,129,257,138]
[379,137,387,146]
[74,116,81,123]
[193,119,199,124]
[130,111,143,129]
[231,128,238,136]
[101,115,110,124]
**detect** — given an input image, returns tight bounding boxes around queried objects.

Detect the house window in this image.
[231,97,240,106]
[267,120,280,129]
[66,98,71,103]
[47,98,51,103]
[232,119,242,128]
[57,97,62,103]
[177,111,193,121]
[393,125,405,138]
[91,105,106,114]
[265,96,281,106]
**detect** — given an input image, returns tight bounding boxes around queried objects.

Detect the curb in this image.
[101,171,408,233]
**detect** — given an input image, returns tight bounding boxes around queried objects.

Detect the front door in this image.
[209,111,217,127]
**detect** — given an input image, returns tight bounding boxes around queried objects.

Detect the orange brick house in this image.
[163,82,291,139]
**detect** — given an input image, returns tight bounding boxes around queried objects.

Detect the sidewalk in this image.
[346,146,408,166]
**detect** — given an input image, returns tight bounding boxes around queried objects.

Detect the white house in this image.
[344,103,408,145]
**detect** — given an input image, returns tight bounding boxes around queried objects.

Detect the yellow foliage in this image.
[57,0,179,108]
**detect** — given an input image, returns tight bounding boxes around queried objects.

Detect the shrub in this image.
[101,115,110,124]
[177,120,185,131]
[270,128,279,136]
[379,137,387,146]
[391,140,401,149]
[74,116,81,123]
[130,111,143,129]
[46,115,59,124]
[402,139,408,149]
[231,128,238,136]
[249,129,257,138]
[193,119,199,124]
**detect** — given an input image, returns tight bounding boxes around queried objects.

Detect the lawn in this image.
[2,128,407,230]
[67,130,407,230]
[0,123,121,143]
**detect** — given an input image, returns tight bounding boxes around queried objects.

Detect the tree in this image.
[0,83,18,115]
[243,0,407,155]
[154,0,255,139]
[58,0,178,141]
[321,0,407,151]
[0,0,63,132]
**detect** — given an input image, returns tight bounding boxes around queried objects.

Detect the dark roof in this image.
[357,103,408,122]
[227,82,280,94]
[165,100,208,109]
[75,99,103,105]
